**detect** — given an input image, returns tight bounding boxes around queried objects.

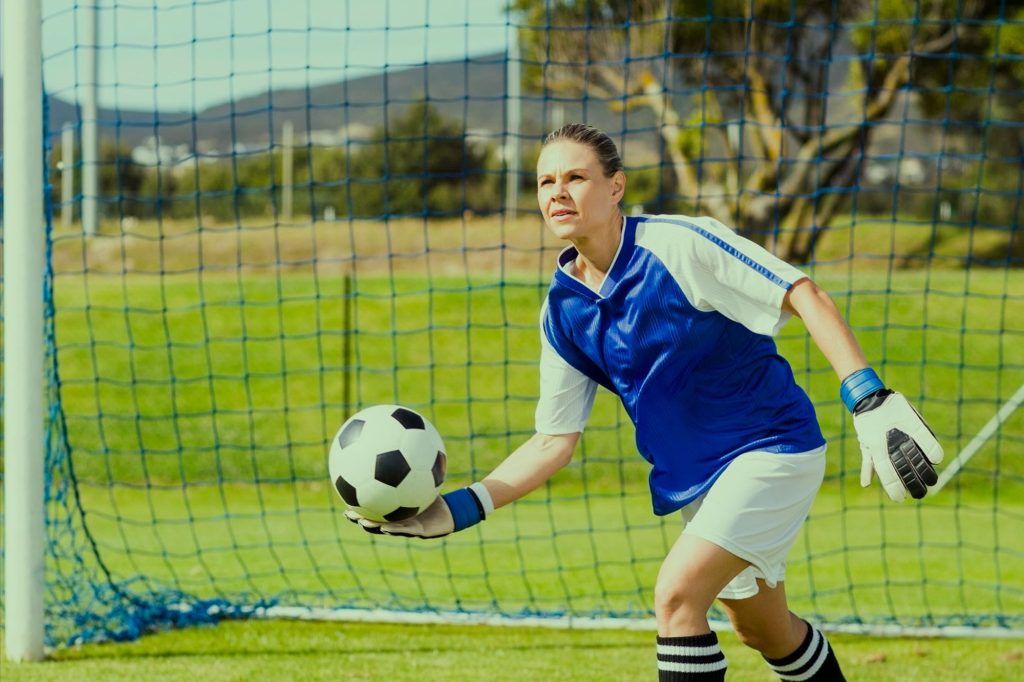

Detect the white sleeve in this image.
[635,215,809,337]
[534,305,598,435]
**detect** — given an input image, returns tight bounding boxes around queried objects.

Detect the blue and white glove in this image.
[842,368,944,502]
[344,482,495,538]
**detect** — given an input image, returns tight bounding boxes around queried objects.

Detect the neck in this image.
[572,210,623,280]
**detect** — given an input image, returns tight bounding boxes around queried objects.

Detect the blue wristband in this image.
[840,367,885,413]
[442,487,484,532]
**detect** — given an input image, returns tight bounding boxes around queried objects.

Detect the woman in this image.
[347,123,943,681]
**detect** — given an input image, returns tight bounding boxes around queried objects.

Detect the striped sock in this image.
[656,632,727,681]
[764,621,846,681]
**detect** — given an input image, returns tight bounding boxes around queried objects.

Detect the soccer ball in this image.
[328,404,447,523]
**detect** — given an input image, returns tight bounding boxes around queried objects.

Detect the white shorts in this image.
[680,445,827,600]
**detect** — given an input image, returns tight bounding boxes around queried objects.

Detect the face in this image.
[536,141,624,240]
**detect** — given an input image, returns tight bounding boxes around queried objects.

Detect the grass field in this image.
[2,214,1023,676]
[3,620,1024,681]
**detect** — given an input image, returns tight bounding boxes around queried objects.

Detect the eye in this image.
[570,174,583,181]
[538,178,553,186]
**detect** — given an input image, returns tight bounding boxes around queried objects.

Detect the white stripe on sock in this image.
[656,643,723,657]
[658,658,728,674]
[776,631,831,682]
[770,627,821,673]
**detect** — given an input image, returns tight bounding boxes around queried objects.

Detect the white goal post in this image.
[3,0,47,663]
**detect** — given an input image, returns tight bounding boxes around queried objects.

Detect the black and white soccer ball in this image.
[328,404,447,523]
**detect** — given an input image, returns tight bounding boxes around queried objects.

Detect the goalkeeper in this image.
[347,123,943,681]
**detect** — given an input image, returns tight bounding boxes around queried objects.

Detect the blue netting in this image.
[1,0,1021,646]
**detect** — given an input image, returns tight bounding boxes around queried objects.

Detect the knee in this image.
[731,620,771,652]
[652,580,678,620]
[653,575,708,623]
[730,616,805,658]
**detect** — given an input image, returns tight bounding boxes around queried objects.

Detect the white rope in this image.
[247,606,1024,639]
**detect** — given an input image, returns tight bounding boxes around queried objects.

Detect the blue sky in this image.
[39,0,513,111]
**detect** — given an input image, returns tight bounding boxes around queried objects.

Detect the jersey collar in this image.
[555,214,641,299]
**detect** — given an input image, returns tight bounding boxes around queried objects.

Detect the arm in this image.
[782,277,868,380]
[482,431,580,510]
[783,277,943,502]
[347,431,580,537]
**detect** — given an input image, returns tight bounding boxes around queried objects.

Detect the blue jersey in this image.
[536,214,825,515]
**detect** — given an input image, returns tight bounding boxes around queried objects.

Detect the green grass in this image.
[27,266,1024,632]
[45,480,1024,624]
[47,266,1024,489]
[2,223,1023,674]
[3,620,1023,682]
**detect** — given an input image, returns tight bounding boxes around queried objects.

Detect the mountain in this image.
[2,48,918,162]
[4,53,644,151]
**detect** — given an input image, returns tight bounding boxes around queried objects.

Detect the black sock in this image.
[763,620,846,681]
[656,632,727,681]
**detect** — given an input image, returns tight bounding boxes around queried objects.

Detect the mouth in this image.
[549,208,577,219]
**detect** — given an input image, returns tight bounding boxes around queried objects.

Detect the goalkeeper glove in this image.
[344,482,494,539]
[842,368,944,502]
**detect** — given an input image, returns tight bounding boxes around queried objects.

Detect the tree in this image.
[869,4,1023,245]
[98,141,148,220]
[512,0,1021,262]
[349,101,497,218]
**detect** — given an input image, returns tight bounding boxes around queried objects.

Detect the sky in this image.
[36,0,513,111]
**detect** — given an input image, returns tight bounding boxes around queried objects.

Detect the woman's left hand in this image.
[853,390,944,502]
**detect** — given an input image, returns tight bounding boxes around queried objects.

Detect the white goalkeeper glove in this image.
[842,368,944,502]
[344,482,494,539]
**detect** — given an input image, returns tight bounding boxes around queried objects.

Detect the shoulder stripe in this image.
[644,216,791,289]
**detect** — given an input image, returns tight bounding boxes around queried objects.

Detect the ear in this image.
[610,170,626,204]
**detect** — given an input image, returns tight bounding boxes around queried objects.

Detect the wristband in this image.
[468,482,495,516]
[840,367,885,413]
[442,485,488,531]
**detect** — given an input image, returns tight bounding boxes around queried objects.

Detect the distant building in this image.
[131,136,191,167]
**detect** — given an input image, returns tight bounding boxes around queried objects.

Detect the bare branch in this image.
[745,62,783,164]
[701,88,739,194]
[719,132,740,201]
[916,27,958,56]
[639,70,735,225]
[781,132,866,262]
[745,53,911,220]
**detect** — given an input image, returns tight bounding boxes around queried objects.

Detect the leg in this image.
[654,532,750,636]
[653,534,748,681]
[721,579,846,681]
[654,447,828,680]
[718,578,805,658]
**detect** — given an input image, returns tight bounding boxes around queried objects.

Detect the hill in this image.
[2,53,647,151]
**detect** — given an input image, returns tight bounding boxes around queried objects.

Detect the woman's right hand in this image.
[344,495,456,538]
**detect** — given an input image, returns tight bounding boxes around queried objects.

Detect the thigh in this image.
[682,447,826,591]
[656,533,751,614]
